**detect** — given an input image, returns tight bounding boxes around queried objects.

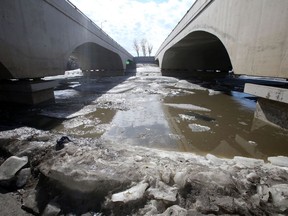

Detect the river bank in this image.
[0,126,288,215]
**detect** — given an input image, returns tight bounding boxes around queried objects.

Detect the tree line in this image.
[133,39,153,57]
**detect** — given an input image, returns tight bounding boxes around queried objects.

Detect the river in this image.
[1,64,287,160]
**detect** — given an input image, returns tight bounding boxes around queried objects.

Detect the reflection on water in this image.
[3,69,288,160]
[102,94,179,150]
[163,89,288,160]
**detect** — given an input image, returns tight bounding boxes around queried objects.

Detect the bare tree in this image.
[133,39,140,57]
[141,38,147,56]
[148,43,153,56]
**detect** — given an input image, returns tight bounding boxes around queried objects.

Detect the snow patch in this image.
[189,124,211,132]
[165,103,211,112]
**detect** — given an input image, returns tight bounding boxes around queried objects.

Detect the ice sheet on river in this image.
[171,80,207,90]
[40,104,97,119]
[189,123,211,132]
[165,103,211,112]
[102,95,178,149]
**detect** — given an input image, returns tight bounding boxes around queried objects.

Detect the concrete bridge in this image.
[155,0,288,79]
[155,0,288,129]
[0,0,133,104]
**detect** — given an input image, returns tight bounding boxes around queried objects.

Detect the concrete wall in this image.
[0,0,133,79]
[155,0,288,78]
[133,57,156,64]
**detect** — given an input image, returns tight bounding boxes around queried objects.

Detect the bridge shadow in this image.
[0,67,137,133]
[162,70,288,96]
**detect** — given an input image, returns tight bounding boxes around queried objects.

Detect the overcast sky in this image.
[69,0,195,56]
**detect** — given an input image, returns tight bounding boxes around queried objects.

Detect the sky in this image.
[69,0,195,56]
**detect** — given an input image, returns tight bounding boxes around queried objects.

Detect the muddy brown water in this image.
[1,67,288,160]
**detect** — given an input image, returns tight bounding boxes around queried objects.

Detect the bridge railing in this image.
[62,0,132,57]
[155,0,213,57]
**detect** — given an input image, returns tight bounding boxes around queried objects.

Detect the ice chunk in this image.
[269,184,288,211]
[157,205,187,216]
[147,181,178,202]
[173,171,188,188]
[206,154,225,166]
[165,103,211,112]
[268,156,288,168]
[257,185,269,202]
[208,89,221,96]
[111,181,149,203]
[189,124,211,132]
[179,114,196,121]
[175,80,206,90]
[233,156,264,168]
[0,156,28,182]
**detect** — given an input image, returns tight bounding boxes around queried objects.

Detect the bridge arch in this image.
[67,42,124,72]
[161,31,233,75]
[0,60,13,80]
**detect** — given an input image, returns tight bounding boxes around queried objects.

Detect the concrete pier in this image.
[244,83,288,129]
[0,80,57,105]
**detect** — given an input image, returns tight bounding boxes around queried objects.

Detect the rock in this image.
[0,156,28,182]
[111,181,149,203]
[269,184,288,211]
[157,205,187,216]
[233,156,264,168]
[268,156,288,168]
[147,181,178,202]
[16,168,31,188]
[42,201,61,216]
[56,136,72,150]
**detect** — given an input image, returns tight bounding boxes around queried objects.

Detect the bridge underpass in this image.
[0,0,133,104]
[161,31,232,77]
[155,0,288,129]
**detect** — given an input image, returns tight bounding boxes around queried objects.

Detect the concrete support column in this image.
[255,98,288,130]
[244,83,288,129]
[0,80,57,105]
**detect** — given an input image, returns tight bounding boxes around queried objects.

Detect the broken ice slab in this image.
[189,124,211,132]
[40,104,97,119]
[165,103,211,112]
[111,181,149,203]
[268,156,288,168]
[233,156,264,168]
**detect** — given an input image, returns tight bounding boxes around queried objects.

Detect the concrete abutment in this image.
[0,80,57,105]
[244,83,288,130]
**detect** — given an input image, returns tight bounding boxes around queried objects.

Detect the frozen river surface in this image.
[3,65,288,160]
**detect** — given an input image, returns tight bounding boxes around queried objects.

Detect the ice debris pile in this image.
[1,127,288,215]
